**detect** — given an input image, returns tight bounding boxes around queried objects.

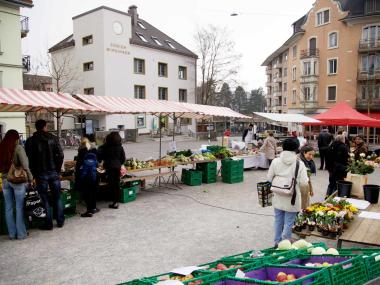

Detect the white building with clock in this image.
[49,5,197,134]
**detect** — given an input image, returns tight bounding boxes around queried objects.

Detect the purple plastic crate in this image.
[284,256,351,266]
[213,281,259,285]
[244,267,318,283]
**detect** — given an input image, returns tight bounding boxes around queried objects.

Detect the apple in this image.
[276,272,288,282]
[287,274,297,281]
[216,263,228,271]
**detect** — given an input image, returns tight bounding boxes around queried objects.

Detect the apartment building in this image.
[49,5,197,134]
[262,0,380,118]
[0,0,33,137]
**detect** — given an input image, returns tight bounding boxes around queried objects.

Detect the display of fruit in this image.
[275,272,298,282]
[124,158,151,169]
[305,262,332,267]
[176,154,192,163]
[160,274,196,282]
[277,239,313,250]
[207,263,241,271]
[310,247,327,255]
[202,152,216,160]
[192,154,205,161]
[213,148,233,159]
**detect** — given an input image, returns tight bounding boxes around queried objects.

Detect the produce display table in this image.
[234,153,269,169]
[337,202,380,248]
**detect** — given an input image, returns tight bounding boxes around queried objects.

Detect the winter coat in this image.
[98,143,126,171]
[260,136,277,160]
[25,131,64,177]
[318,130,333,151]
[326,141,349,174]
[267,151,309,212]
[353,143,367,161]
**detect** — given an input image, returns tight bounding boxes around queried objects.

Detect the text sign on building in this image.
[106,43,130,55]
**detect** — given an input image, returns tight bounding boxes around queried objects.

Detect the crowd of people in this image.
[0,119,125,240]
[267,127,369,247]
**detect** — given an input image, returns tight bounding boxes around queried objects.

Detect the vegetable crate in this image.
[139,270,218,285]
[221,159,244,184]
[199,259,264,277]
[120,185,138,203]
[196,161,217,184]
[338,247,380,281]
[207,146,225,153]
[121,175,141,188]
[182,169,202,186]
[61,189,76,215]
[272,254,368,285]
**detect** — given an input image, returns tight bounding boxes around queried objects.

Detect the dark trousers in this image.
[35,170,65,227]
[319,149,327,169]
[80,178,97,212]
[326,170,347,196]
[107,168,121,203]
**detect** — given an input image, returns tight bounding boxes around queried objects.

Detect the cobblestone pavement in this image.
[0,138,379,285]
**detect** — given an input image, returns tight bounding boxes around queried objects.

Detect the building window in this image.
[179,89,187,102]
[303,87,314,101]
[316,9,330,26]
[283,68,288,77]
[292,89,297,103]
[283,96,287,106]
[328,32,338,48]
[134,58,145,74]
[363,25,380,42]
[84,87,94,95]
[328,59,338,75]
[158,87,168,100]
[137,21,146,29]
[283,52,288,61]
[361,55,380,72]
[82,35,93,46]
[134,85,146,99]
[303,61,311,75]
[283,82,288,92]
[152,36,162,46]
[327,86,337,101]
[292,45,297,59]
[158,62,168,77]
[136,32,148,43]
[178,66,187,79]
[365,0,380,14]
[165,40,176,49]
[83,62,94,71]
[292,67,297,81]
[361,85,380,99]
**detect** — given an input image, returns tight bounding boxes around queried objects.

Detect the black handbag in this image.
[24,185,47,220]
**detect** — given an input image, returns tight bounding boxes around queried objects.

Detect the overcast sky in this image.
[21,0,315,91]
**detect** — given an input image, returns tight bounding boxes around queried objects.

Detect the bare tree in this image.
[194,25,241,105]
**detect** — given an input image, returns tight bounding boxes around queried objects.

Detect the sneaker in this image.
[91,208,100,214]
[108,203,119,209]
[81,212,93,218]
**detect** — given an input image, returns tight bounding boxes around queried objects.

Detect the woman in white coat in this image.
[267,138,309,247]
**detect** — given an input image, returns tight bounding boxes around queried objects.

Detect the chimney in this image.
[128,5,138,26]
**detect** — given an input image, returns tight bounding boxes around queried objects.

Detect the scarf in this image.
[300,153,316,174]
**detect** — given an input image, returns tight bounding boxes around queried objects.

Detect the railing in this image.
[359,39,380,51]
[300,48,319,59]
[300,73,319,84]
[20,16,29,38]
[273,76,282,83]
[356,98,380,111]
[357,69,380,81]
[22,55,30,73]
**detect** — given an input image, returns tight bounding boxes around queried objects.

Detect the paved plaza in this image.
[0,138,379,285]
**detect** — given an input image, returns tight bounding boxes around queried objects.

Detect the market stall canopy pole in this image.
[0,88,101,113]
[305,102,380,127]
[253,112,321,123]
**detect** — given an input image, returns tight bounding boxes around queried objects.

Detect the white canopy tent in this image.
[253,112,321,124]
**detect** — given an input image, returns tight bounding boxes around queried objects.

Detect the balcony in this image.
[357,69,380,81]
[266,67,272,74]
[20,16,29,38]
[356,98,380,111]
[273,91,282,98]
[265,93,273,99]
[273,76,282,83]
[273,62,282,69]
[300,49,319,59]
[358,39,380,53]
[299,100,319,109]
[301,73,319,84]
[22,55,30,73]
[265,81,272,87]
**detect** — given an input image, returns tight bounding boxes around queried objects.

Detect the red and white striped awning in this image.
[0,88,101,113]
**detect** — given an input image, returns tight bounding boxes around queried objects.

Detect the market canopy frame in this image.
[253,112,321,123]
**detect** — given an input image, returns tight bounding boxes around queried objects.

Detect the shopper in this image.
[0,130,33,240]
[325,135,350,197]
[299,145,316,209]
[317,127,333,170]
[260,130,277,166]
[242,123,254,144]
[353,135,367,161]
[267,138,308,246]
[98,132,126,209]
[25,120,64,230]
[75,137,99,217]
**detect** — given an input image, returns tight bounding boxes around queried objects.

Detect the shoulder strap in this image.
[291,160,300,206]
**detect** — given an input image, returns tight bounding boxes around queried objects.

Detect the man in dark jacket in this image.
[25,120,65,229]
[318,127,333,170]
[325,135,349,197]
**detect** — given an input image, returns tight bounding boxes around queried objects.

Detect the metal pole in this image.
[80,110,84,137]
[159,114,162,187]
[172,114,175,142]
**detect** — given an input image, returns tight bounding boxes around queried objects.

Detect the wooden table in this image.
[337,202,380,248]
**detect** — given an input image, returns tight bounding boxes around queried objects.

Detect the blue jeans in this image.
[2,179,27,239]
[274,208,297,245]
[35,170,64,227]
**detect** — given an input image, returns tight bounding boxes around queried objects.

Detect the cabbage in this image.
[277,240,292,250]
[292,239,309,249]
[326,248,339,255]
[311,247,327,255]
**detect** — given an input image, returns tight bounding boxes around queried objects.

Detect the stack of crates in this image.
[221,158,244,184]
[61,189,77,217]
[196,161,217,184]
[181,169,202,186]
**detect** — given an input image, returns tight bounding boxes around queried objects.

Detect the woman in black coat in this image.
[98,132,126,209]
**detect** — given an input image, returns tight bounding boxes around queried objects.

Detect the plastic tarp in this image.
[0,88,101,113]
[307,102,380,127]
[253,112,321,123]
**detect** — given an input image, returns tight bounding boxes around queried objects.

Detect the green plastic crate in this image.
[141,270,218,285]
[182,169,202,186]
[197,162,217,184]
[222,175,243,184]
[120,185,138,203]
[61,189,76,210]
[221,158,244,170]
[207,146,225,153]
[199,259,264,277]
[121,175,141,188]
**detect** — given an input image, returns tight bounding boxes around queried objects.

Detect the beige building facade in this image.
[263,0,380,118]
